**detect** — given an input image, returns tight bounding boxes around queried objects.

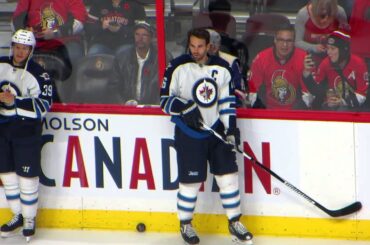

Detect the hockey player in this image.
[160,28,253,245]
[303,30,369,110]
[0,29,53,242]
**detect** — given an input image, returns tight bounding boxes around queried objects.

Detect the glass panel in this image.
[1,0,369,114]
[1,0,161,105]
[164,0,370,113]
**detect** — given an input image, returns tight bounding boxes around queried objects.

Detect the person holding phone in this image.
[303,30,369,111]
[247,23,313,109]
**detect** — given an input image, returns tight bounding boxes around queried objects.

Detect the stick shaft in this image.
[202,123,361,217]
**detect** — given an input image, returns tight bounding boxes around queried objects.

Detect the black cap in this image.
[134,20,154,36]
[327,31,350,51]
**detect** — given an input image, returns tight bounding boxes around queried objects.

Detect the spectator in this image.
[86,0,146,56]
[295,0,348,66]
[247,24,313,110]
[207,28,246,107]
[303,30,369,111]
[349,0,370,110]
[189,0,248,76]
[109,21,172,105]
[208,0,232,35]
[12,0,88,80]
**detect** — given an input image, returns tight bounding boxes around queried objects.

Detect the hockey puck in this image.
[136,223,146,232]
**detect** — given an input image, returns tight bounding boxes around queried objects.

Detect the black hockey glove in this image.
[180,101,203,129]
[226,128,241,150]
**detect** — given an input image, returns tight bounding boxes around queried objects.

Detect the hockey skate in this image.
[180,223,200,244]
[228,220,253,245]
[1,213,23,238]
[23,217,36,243]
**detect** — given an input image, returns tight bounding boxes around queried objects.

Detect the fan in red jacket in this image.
[303,30,369,111]
[248,24,312,110]
[12,0,88,79]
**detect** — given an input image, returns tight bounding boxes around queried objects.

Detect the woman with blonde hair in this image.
[295,0,348,65]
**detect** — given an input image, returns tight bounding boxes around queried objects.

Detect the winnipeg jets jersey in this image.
[160,54,236,137]
[0,56,52,121]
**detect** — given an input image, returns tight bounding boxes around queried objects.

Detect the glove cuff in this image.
[181,102,196,115]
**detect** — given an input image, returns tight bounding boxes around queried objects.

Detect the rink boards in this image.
[0,108,369,240]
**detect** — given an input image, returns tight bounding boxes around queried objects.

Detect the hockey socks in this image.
[215,173,242,220]
[177,182,201,221]
[19,176,39,219]
[0,173,21,215]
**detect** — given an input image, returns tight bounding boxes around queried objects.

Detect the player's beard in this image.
[192,52,207,64]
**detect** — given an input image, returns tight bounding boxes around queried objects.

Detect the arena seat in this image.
[33,52,74,103]
[263,0,307,13]
[70,54,121,104]
[192,12,236,38]
[33,52,72,82]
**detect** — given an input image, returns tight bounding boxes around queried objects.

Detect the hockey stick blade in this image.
[239,149,362,217]
[323,201,362,217]
[202,123,362,218]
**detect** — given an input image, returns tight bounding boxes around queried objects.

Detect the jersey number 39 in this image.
[42,84,53,97]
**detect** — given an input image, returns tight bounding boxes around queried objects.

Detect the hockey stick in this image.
[202,123,362,217]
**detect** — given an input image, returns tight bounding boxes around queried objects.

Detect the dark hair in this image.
[208,0,231,13]
[275,23,295,39]
[187,28,210,45]
[327,30,351,63]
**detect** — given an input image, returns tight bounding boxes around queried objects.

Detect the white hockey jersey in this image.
[160,54,236,138]
[0,56,52,121]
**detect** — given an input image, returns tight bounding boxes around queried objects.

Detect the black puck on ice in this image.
[136,223,146,232]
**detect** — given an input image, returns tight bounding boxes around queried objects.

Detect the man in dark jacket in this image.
[110,21,172,105]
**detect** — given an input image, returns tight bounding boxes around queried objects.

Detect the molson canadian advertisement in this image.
[0,107,369,239]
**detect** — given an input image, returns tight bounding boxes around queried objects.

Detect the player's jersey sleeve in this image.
[160,55,192,115]
[14,70,53,119]
[231,59,244,91]
[217,65,236,131]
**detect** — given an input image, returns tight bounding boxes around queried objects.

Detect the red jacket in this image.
[350,0,370,59]
[12,0,87,49]
[248,47,309,109]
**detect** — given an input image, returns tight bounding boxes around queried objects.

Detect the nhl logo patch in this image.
[192,78,218,107]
